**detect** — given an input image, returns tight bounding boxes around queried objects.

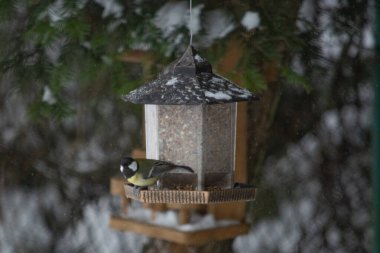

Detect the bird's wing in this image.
[149,161,194,178]
[137,159,193,179]
[147,160,176,178]
[134,159,173,179]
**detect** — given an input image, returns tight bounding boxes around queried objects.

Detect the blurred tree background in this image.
[0,0,374,252]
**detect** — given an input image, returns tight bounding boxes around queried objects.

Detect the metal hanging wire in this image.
[189,0,193,45]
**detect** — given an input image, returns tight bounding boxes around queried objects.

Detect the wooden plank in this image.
[109,216,249,246]
[235,102,248,184]
[110,177,129,212]
[178,208,191,224]
[131,149,146,159]
[118,50,154,63]
[208,202,246,222]
[110,177,125,195]
[110,216,188,244]
[169,243,188,253]
[182,223,249,245]
[118,50,155,82]
[166,203,205,211]
[215,39,244,78]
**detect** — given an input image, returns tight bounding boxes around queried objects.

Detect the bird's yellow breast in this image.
[127,173,158,187]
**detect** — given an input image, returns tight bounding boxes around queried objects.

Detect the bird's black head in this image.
[120,156,138,178]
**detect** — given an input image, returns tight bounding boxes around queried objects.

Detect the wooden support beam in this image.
[118,50,155,80]
[109,216,249,246]
[178,208,191,224]
[110,177,129,212]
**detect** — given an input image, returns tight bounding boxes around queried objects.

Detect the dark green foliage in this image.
[29,99,75,120]
[243,67,267,92]
[281,67,312,93]
[0,1,160,119]
[0,0,17,20]
[0,0,314,121]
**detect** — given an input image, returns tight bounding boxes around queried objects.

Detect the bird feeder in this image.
[122,46,257,203]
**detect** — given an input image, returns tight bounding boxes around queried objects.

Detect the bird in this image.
[120,156,194,188]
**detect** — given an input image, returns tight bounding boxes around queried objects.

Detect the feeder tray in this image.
[124,184,256,204]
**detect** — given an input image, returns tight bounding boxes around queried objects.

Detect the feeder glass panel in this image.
[145,103,236,189]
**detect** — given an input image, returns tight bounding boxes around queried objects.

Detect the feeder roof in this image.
[123,46,258,105]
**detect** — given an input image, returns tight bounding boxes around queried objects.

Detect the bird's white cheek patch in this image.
[129,161,138,172]
[120,165,124,173]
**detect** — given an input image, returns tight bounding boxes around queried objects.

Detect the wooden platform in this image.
[124,184,256,204]
[109,215,250,246]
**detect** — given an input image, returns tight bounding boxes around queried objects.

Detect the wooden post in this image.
[110,177,129,213]
[178,208,191,224]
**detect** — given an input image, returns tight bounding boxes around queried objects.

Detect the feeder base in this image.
[124,184,256,204]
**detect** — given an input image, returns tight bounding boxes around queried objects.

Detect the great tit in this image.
[120,157,194,187]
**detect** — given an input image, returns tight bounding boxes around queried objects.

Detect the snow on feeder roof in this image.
[122,46,258,105]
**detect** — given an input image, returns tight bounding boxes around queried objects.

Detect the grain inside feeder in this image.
[122,46,258,203]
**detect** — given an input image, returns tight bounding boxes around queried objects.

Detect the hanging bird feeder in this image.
[122,46,258,204]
